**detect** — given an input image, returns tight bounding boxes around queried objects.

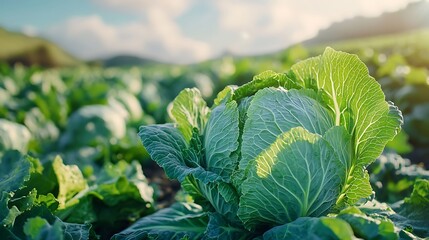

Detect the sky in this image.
[0,0,422,63]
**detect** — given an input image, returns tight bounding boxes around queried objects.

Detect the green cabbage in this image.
[115,48,415,239]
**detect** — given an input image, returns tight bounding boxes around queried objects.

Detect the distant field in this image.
[308,28,429,66]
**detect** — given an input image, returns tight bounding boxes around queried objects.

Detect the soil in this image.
[143,160,181,209]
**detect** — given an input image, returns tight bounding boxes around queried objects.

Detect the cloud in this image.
[213,0,414,55]
[21,25,38,37]
[43,15,212,63]
[91,0,193,17]
[211,0,327,55]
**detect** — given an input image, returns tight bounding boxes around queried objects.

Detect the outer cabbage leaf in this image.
[230,97,253,194]
[62,222,94,240]
[322,125,352,174]
[291,48,402,163]
[337,207,398,240]
[238,127,346,230]
[169,88,210,142]
[232,70,298,101]
[182,175,240,223]
[262,217,355,240]
[213,85,237,106]
[204,213,255,240]
[23,217,64,240]
[203,101,239,181]
[291,47,402,205]
[111,203,208,240]
[139,124,221,183]
[338,170,372,207]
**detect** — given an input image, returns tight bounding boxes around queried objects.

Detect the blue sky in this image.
[0,1,137,29]
[0,0,421,63]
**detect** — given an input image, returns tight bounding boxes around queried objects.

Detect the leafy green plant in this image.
[0,150,154,239]
[369,152,429,203]
[112,48,429,239]
[0,119,31,153]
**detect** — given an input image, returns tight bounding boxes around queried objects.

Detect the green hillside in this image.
[304,0,429,45]
[261,28,429,69]
[0,27,81,67]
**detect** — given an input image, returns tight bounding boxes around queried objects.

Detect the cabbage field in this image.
[1,37,429,239]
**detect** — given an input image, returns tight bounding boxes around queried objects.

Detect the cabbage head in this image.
[114,48,405,240]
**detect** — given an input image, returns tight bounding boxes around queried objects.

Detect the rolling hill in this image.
[304,0,429,45]
[101,55,162,68]
[0,27,81,67]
